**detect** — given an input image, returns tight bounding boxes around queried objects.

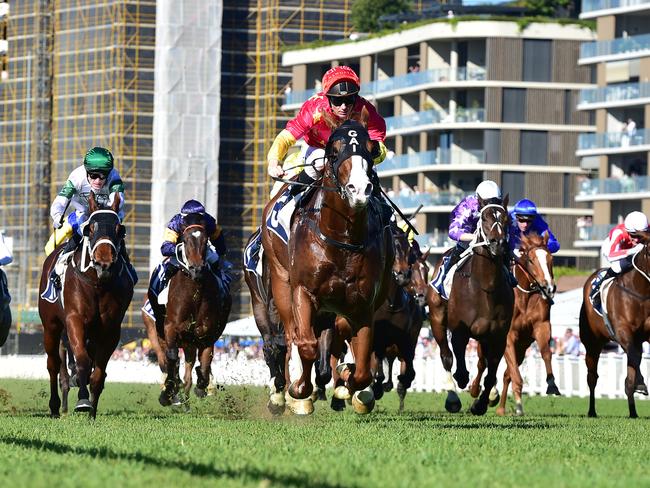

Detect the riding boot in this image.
[290,170,315,197]
[504,265,518,287]
[589,268,615,311]
[433,245,462,295]
[50,233,81,289]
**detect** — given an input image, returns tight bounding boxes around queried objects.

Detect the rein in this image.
[614,246,650,300]
[461,203,507,259]
[175,224,208,274]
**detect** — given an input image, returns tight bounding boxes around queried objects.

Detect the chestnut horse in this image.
[261,115,394,415]
[579,230,650,418]
[427,196,513,415]
[39,193,134,417]
[372,227,429,412]
[156,213,231,407]
[469,233,558,415]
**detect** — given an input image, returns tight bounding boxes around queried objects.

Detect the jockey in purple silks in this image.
[431,180,516,297]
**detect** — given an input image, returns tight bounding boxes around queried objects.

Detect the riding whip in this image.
[379,188,419,236]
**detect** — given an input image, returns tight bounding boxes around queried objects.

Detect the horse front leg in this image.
[618,330,641,419]
[314,327,333,402]
[502,333,525,416]
[451,328,470,389]
[66,315,93,414]
[286,287,317,415]
[471,339,505,416]
[469,343,485,399]
[428,291,459,412]
[44,321,63,418]
[58,340,70,414]
[160,322,182,407]
[194,345,213,399]
[183,346,196,398]
[371,350,386,401]
[346,323,376,414]
[88,330,119,419]
[329,324,348,412]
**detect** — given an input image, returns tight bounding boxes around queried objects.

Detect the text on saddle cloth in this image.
[266,189,296,246]
[40,250,74,305]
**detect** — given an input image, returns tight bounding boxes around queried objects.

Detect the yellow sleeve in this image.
[267,129,297,162]
[162,228,179,244]
[373,141,388,165]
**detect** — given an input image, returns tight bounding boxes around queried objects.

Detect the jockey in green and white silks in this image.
[45,146,125,255]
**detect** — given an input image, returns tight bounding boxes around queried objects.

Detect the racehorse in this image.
[157,213,231,407]
[0,266,11,347]
[427,195,513,415]
[39,193,134,417]
[261,111,394,414]
[371,227,429,412]
[579,230,650,418]
[469,233,558,415]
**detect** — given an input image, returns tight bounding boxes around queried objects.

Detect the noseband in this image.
[465,203,506,258]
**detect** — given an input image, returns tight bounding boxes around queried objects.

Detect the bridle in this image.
[461,203,507,259]
[78,209,122,274]
[515,244,555,301]
[175,223,207,274]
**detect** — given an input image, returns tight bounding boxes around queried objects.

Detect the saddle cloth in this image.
[265,189,295,246]
[593,276,615,318]
[429,253,471,300]
[40,250,74,305]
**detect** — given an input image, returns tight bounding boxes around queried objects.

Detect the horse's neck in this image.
[514,261,533,289]
[628,250,650,291]
[471,247,503,287]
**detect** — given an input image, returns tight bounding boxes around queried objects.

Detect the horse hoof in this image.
[50,412,60,419]
[382,381,393,393]
[334,385,351,400]
[470,399,488,416]
[372,382,385,401]
[351,388,375,414]
[335,363,351,376]
[316,388,327,402]
[495,406,506,416]
[330,397,346,412]
[469,385,481,399]
[445,391,462,413]
[588,410,597,418]
[453,371,470,390]
[515,405,524,416]
[159,391,172,407]
[194,387,207,398]
[74,399,93,414]
[488,390,500,408]
[635,384,648,396]
[267,398,286,416]
[288,397,314,415]
[546,384,562,396]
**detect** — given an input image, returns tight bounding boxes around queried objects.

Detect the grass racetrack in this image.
[0,379,649,487]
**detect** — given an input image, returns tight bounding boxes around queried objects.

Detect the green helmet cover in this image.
[83,147,114,174]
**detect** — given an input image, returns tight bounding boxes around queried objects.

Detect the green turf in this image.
[0,379,648,487]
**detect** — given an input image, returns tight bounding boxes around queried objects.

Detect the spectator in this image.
[621,118,636,147]
[560,328,581,356]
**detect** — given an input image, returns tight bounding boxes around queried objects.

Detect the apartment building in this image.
[283,19,596,265]
[575,0,650,255]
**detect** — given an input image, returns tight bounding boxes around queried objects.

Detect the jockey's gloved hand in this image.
[52,215,63,229]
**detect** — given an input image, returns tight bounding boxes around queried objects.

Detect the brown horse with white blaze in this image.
[39,192,134,417]
[427,196,513,415]
[579,230,650,418]
[261,113,394,415]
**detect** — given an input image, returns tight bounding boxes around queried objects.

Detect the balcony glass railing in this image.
[385,108,485,132]
[577,128,650,151]
[391,191,471,210]
[582,0,650,14]
[379,149,486,172]
[415,231,455,249]
[284,66,487,105]
[575,224,613,241]
[577,175,650,195]
[580,32,650,60]
[579,81,650,105]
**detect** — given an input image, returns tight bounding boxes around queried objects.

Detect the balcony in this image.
[414,231,455,251]
[576,128,650,156]
[576,175,650,201]
[580,33,650,64]
[385,108,485,134]
[283,66,488,107]
[581,0,650,19]
[574,223,612,247]
[391,191,471,210]
[378,149,486,173]
[578,81,650,109]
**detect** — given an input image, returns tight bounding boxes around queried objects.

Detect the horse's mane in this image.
[520,232,545,250]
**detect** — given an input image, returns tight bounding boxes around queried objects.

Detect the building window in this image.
[502,171,525,203]
[520,131,548,165]
[484,129,500,164]
[523,40,551,82]
[502,88,526,123]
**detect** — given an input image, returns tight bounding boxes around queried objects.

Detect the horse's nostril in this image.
[364,182,373,196]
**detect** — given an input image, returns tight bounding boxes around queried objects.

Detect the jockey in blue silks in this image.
[148,199,231,303]
[508,199,560,255]
[431,180,517,297]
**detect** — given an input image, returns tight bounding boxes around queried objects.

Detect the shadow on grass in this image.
[0,435,349,488]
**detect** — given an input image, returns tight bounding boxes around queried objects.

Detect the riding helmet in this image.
[513,199,538,216]
[83,147,114,175]
[322,66,360,96]
[624,211,649,233]
[181,199,206,216]
[475,180,501,200]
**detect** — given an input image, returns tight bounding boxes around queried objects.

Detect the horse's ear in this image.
[637,230,650,244]
[111,192,121,213]
[360,106,369,128]
[502,193,509,209]
[422,249,430,260]
[88,191,98,213]
[117,224,126,240]
[543,231,549,245]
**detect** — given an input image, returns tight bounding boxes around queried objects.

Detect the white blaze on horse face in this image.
[534,248,554,286]
[192,230,202,238]
[346,155,371,207]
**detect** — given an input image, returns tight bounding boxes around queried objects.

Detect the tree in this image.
[516,0,572,17]
[351,0,413,33]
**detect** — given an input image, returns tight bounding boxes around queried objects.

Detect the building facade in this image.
[283,19,597,265]
[575,1,650,256]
